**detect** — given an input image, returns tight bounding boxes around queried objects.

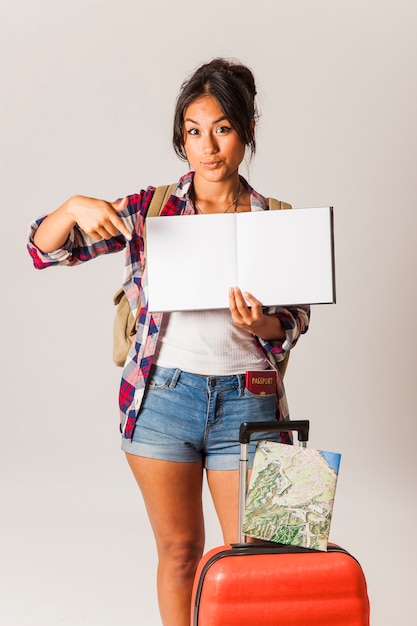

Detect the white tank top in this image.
[154,310,270,375]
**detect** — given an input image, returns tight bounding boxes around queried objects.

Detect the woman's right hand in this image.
[33,195,131,253]
[66,195,131,241]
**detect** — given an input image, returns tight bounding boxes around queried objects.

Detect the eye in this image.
[216,125,232,134]
[186,127,199,136]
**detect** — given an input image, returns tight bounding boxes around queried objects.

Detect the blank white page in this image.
[146,213,238,311]
[236,207,335,306]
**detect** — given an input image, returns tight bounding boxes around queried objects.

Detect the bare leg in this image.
[206,469,240,544]
[207,468,254,544]
[126,454,205,626]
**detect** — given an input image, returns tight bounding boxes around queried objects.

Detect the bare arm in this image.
[33,195,131,253]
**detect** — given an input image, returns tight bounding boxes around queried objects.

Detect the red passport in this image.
[245,370,277,395]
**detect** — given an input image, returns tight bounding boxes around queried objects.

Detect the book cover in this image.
[242,440,341,551]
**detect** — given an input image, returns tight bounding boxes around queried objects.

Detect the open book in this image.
[146,207,335,312]
[242,441,341,551]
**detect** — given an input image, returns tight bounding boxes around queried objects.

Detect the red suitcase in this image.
[191,420,370,626]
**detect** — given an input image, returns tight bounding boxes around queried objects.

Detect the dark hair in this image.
[173,58,258,161]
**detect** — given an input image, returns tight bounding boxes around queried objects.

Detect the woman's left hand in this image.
[229,287,285,341]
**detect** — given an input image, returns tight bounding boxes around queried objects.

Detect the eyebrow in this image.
[184,116,229,125]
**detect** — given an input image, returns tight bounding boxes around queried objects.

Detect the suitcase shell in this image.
[191,421,370,626]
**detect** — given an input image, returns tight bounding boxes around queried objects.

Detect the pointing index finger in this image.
[111,197,132,241]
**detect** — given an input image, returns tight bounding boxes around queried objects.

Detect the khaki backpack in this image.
[112,184,291,376]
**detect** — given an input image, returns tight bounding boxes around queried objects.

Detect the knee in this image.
[158,538,204,585]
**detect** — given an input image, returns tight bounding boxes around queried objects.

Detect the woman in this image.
[27,58,310,626]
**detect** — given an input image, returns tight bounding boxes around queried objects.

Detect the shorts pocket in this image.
[243,388,277,400]
[147,367,174,390]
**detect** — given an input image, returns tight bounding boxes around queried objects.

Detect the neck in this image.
[191,175,242,214]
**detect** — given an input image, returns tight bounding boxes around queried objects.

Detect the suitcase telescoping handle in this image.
[239,420,310,445]
[238,420,310,543]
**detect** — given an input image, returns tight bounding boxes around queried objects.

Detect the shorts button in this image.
[209,379,216,388]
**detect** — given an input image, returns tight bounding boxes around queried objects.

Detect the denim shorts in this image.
[121,365,283,470]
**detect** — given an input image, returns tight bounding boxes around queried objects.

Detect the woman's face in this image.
[183,95,246,185]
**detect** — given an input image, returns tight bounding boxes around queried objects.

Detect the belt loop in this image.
[238,373,245,396]
[169,368,182,388]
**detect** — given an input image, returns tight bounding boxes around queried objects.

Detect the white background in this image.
[1,1,416,624]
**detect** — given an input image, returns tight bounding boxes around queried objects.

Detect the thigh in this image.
[206,468,254,545]
[126,453,205,549]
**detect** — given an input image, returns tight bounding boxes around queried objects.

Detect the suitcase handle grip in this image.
[239,420,310,445]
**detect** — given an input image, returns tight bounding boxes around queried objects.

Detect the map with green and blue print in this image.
[242,441,341,551]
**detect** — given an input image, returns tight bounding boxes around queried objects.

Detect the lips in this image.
[201,160,223,169]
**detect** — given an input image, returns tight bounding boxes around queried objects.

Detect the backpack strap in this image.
[142,183,177,252]
[268,198,292,210]
[113,184,177,367]
[147,183,177,217]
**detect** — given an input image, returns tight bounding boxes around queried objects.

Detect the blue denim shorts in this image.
[121,365,283,470]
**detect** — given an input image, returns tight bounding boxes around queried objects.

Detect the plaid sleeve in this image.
[258,304,310,364]
[26,190,153,270]
[27,218,127,269]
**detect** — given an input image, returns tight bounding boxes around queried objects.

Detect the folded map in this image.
[242,441,341,551]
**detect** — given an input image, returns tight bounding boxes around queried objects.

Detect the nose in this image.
[202,133,219,154]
